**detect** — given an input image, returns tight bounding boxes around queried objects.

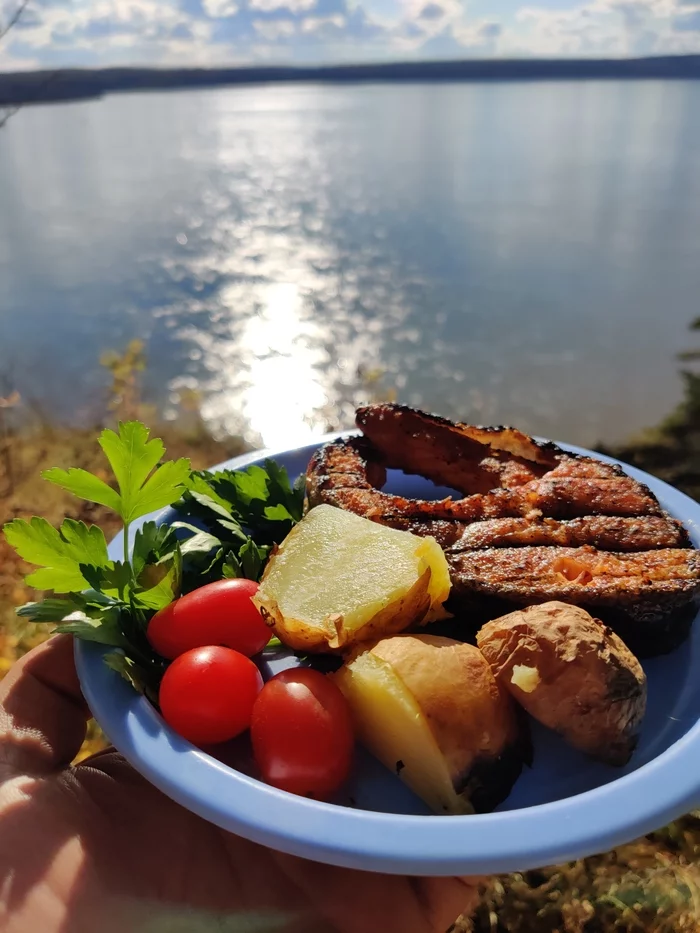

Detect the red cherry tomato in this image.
[159,646,263,746]
[147,579,270,660]
[251,668,354,800]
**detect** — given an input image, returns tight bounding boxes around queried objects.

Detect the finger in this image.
[0,634,89,776]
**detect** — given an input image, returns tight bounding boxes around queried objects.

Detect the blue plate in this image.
[75,435,700,876]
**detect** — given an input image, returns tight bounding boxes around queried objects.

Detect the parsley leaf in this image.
[134,548,182,610]
[38,468,122,513]
[16,595,89,622]
[171,523,222,560]
[172,459,302,586]
[54,608,127,647]
[185,475,233,515]
[264,458,305,522]
[239,539,270,580]
[263,503,297,523]
[176,459,302,548]
[42,421,190,563]
[3,518,111,593]
[81,561,133,600]
[229,465,269,509]
[131,521,179,577]
[97,421,191,523]
[42,421,191,565]
[104,651,152,696]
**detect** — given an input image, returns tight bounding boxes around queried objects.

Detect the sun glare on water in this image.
[240,283,328,450]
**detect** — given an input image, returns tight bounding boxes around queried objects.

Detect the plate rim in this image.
[75,432,700,875]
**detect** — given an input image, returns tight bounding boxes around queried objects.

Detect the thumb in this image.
[0,634,89,777]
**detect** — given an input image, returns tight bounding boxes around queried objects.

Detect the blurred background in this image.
[3,1,700,930]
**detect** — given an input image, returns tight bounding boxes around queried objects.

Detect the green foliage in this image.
[43,421,190,524]
[54,609,128,648]
[104,650,155,698]
[172,458,303,588]
[38,468,122,512]
[4,517,111,592]
[3,421,303,696]
[3,421,191,692]
[15,595,88,622]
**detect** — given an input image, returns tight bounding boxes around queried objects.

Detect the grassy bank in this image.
[597,317,700,504]
[2,337,700,931]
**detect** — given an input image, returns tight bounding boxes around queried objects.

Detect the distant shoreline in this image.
[2,54,700,107]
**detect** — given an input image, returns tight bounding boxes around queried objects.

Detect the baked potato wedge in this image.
[335,634,528,814]
[477,601,647,766]
[253,504,451,653]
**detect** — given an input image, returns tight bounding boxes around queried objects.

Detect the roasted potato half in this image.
[253,504,451,653]
[477,601,647,766]
[335,634,528,814]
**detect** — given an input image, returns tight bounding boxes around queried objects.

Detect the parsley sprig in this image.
[3,421,304,697]
[172,460,305,588]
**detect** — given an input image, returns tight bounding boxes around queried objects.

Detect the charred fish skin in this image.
[356,403,563,471]
[355,402,556,494]
[305,403,700,657]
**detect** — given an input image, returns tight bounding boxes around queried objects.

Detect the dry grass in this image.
[467,819,700,933]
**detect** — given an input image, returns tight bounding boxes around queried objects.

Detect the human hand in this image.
[0,636,481,933]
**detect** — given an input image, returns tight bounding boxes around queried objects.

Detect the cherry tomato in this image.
[159,646,263,746]
[251,668,354,800]
[147,579,270,660]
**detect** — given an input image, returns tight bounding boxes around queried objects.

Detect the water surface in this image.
[1,80,700,449]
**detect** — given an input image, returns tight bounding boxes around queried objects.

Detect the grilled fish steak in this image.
[306,404,699,656]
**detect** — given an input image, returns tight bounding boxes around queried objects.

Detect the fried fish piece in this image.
[305,404,700,656]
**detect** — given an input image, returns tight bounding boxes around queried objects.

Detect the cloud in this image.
[514,5,618,55]
[253,16,296,35]
[202,0,239,18]
[250,0,315,13]
[510,0,700,56]
[10,0,210,49]
[3,0,700,68]
[300,14,345,32]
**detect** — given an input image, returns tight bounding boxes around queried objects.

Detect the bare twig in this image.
[0,0,29,41]
[0,105,21,129]
[0,0,30,130]
[0,1,31,129]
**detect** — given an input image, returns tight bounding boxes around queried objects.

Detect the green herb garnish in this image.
[41,421,191,565]
[2,421,304,696]
[171,458,304,592]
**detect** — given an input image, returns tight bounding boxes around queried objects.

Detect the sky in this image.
[2,0,700,70]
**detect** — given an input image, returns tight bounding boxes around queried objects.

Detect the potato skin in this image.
[476,601,647,766]
[255,567,432,653]
[368,634,529,812]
